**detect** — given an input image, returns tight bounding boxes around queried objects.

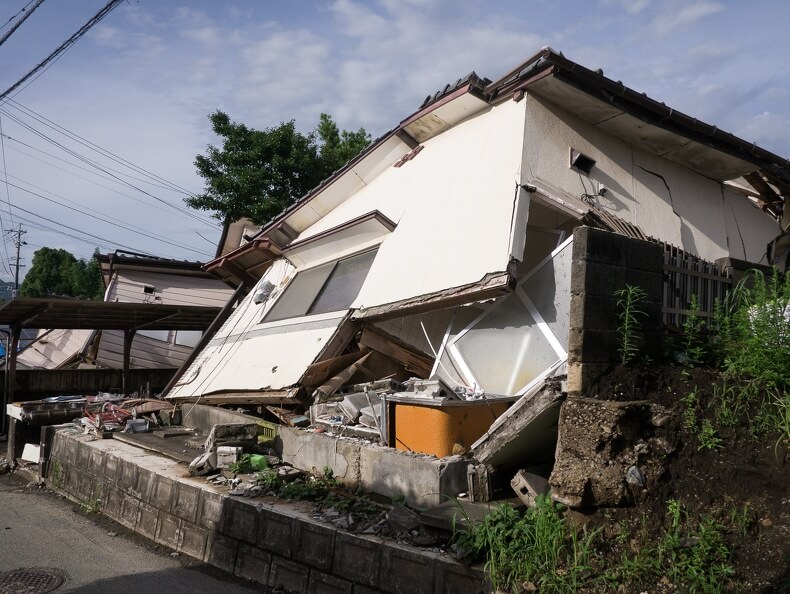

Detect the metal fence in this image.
[662,243,731,326]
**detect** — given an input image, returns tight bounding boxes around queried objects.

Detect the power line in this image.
[0,0,124,102]
[0,137,208,219]
[0,0,44,48]
[0,107,217,227]
[0,114,14,275]
[6,98,198,196]
[0,0,36,32]
[0,176,212,256]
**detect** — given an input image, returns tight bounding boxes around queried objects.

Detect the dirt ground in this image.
[588,364,790,593]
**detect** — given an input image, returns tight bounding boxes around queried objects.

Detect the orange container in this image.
[393,399,511,458]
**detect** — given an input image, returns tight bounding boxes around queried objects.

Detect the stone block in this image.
[76,471,96,502]
[116,459,139,493]
[136,501,159,540]
[358,446,468,508]
[568,294,619,332]
[155,512,181,549]
[87,448,105,474]
[333,533,381,588]
[352,587,379,594]
[435,558,485,594]
[307,570,353,594]
[572,226,629,267]
[119,494,140,529]
[51,433,65,459]
[102,453,119,485]
[198,490,223,531]
[624,268,663,300]
[62,463,78,495]
[379,542,435,594]
[222,498,259,545]
[179,522,209,560]
[172,481,201,524]
[293,517,336,571]
[570,259,626,296]
[61,437,77,466]
[206,533,239,574]
[268,556,310,593]
[626,237,663,272]
[102,485,124,521]
[257,507,294,558]
[233,543,271,585]
[75,440,90,469]
[567,328,619,363]
[129,466,153,501]
[278,427,361,487]
[148,475,175,512]
[566,361,610,396]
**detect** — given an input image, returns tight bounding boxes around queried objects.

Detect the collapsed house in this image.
[154,47,786,501]
[13,250,233,371]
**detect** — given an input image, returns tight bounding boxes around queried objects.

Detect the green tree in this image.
[19,248,104,299]
[186,111,371,225]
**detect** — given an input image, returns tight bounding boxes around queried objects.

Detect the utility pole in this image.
[8,225,26,298]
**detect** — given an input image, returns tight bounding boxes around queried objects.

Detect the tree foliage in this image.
[186,111,371,225]
[19,247,104,300]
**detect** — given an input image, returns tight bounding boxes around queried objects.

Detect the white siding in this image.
[523,95,776,262]
[15,329,94,369]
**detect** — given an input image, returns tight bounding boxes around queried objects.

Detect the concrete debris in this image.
[510,470,551,507]
[549,398,676,508]
[388,504,420,533]
[339,392,380,422]
[0,459,10,475]
[204,423,258,452]
[188,451,217,476]
[216,446,243,469]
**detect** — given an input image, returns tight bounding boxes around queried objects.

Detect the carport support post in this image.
[122,329,135,395]
[5,326,20,463]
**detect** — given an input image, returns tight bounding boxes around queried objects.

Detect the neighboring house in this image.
[14,251,233,370]
[166,48,787,408]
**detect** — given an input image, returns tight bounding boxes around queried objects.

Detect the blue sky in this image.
[0,0,788,283]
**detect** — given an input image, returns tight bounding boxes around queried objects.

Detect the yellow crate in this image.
[256,419,278,444]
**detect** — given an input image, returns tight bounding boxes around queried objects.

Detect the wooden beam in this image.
[358,327,433,378]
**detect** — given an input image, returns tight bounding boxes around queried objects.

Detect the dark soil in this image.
[588,363,790,593]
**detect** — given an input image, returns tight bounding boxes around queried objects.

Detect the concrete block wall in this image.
[48,429,485,594]
[277,427,469,508]
[567,226,663,394]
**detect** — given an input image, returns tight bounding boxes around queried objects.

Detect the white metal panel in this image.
[350,99,526,310]
[523,94,773,262]
[722,186,780,262]
[107,270,232,307]
[15,328,93,369]
[167,316,343,396]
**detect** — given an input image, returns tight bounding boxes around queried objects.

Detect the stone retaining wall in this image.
[567,226,664,394]
[47,428,485,594]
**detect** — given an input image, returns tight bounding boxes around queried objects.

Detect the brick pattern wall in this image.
[48,430,485,594]
[567,226,663,394]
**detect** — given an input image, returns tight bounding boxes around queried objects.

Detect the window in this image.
[264,248,377,323]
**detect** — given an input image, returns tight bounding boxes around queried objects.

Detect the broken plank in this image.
[266,406,310,427]
[358,327,433,378]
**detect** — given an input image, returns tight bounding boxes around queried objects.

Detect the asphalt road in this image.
[0,470,267,593]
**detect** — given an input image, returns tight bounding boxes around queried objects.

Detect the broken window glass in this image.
[263,248,378,323]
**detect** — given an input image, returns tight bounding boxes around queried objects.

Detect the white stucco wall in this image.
[523,95,777,263]
[290,99,528,310]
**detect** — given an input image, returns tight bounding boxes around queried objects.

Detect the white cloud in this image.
[653,2,724,34]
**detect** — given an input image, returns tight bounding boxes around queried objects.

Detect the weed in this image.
[80,495,102,514]
[771,388,790,453]
[453,496,599,593]
[614,284,649,365]
[697,419,723,451]
[682,387,699,431]
[682,294,707,367]
[51,461,62,489]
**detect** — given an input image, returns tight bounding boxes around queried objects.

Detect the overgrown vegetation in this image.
[453,496,598,593]
[681,268,790,447]
[455,497,735,593]
[614,284,649,365]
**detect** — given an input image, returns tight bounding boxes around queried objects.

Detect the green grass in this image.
[453,496,599,593]
[614,284,648,365]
